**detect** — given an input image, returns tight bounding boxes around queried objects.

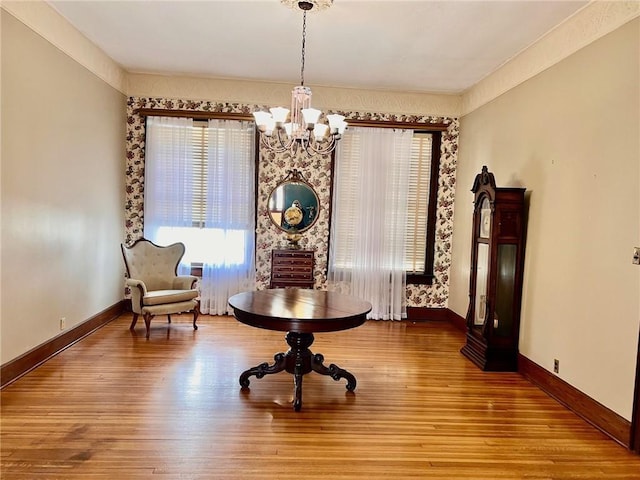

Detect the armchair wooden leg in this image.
[192,304,200,331]
[143,313,153,339]
[167,314,172,324]
[130,314,139,330]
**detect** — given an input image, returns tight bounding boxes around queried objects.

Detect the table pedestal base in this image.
[239,332,356,411]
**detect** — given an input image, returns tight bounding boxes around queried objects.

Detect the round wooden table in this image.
[228,289,372,411]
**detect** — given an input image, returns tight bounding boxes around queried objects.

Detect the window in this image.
[144,116,256,269]
[406,131,441,284]
[330,129,441,284]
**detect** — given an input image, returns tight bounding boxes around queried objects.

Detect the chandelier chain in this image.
[252,1,345,156]
[300,10,307,86]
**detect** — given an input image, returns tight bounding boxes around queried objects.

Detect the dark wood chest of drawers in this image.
[270,249,315,289]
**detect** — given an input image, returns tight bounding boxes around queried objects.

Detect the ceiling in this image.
[47,0,590,95]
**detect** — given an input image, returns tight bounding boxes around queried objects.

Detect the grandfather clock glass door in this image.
[474,197,491,329]
[461,166,526,371]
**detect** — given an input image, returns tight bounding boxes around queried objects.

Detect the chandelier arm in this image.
[261,131,290,154]
[260,134,272,150]
[321,136,339,155]
[275,127,297,151]
[303,134,337,156]
[320,139,338,155]
[261,135,282,153]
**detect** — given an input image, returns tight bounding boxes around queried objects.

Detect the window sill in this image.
[406,273,434,285]
[190,263,203,277]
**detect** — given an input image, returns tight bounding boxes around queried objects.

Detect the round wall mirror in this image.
[268,169,320,245]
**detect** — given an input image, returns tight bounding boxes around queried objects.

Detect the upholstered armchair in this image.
[121,238,199,339]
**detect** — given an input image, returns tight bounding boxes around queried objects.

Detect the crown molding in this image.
[126,73,462,118]
[462,0,640,116]
[1,1,127,94]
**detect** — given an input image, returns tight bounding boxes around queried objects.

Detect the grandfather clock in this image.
[461,166,526,371]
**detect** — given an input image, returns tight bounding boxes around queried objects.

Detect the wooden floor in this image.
[2,314,639,479]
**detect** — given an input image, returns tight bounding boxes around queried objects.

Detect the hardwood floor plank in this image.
[1,314,639,479]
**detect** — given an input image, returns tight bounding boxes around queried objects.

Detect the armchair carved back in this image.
[121,239,185,291]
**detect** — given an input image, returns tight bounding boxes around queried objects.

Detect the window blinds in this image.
[405,133,433,272]
[191,121,208,227]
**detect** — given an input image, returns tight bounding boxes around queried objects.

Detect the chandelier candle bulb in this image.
[265,118,276,136]
[284,123,293,136]
[327,113,347,134]
[270,107,289,124]
[314,123,329,140]
[302,108,322,126]
[253,111,271,132]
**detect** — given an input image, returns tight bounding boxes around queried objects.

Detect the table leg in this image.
[311,353,357,392]
[239,352,286,388]
[239,332,357,410]
[287,332,313,411]
[293,371,303,411]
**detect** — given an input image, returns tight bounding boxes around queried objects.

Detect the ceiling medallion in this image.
[280,0,334,12]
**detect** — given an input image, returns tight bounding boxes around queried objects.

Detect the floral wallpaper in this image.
[255,148,333,290]
[125,96,458,308]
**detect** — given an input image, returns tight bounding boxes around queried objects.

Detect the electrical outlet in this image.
[553,359,559,374]
[59,317,66,331]
[633,247,640,265]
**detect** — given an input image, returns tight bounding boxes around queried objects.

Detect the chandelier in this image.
[253,0,347,156]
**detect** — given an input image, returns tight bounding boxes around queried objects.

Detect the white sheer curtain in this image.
[198,119,255,315]
[144,116,195,242]
[144,116,256,315]
[328,127,413,320]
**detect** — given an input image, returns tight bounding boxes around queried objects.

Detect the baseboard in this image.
[406,307,449,322]
[446,308,467,332]
[518,353,631,448]
[0,300,127,389]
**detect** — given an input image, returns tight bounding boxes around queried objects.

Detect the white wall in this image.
[449,18,640,420]
[1,10,126,363]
